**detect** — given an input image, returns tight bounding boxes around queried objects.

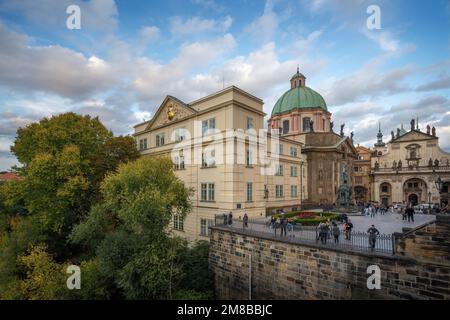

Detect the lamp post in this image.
[428,191,432,214]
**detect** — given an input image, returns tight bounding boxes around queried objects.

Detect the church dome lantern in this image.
[271,67,328,116]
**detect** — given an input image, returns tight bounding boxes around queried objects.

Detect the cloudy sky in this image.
[0,0,449,170]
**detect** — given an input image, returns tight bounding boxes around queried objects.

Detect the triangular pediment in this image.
[392,130,436,143]
[146,96,196,130]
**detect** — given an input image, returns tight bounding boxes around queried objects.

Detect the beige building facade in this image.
[134,86,307,242]
[371,120,450,207]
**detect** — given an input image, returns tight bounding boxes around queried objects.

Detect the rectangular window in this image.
[174,156,185,170]
[276,164,283,176]
[355,176,363,184]
[246,117,254,130]
[173,215,184,231]
[276,185,284,198]
[246,150,253,166]
[291,185,298,198]
[247,183,253,201]
[139,138,147,151]
[208,183,215,201]
[174,128,186,142]
[156,134,165,147]
[290,147,297,157]
[202,118,216,136]
[200,219,214,236]
[290,166,298,177]
[277,144,284,154]
[201,183,207,201]
[200,183,215,201]
[202,149,216,167]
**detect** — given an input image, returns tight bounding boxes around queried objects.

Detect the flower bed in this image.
[273,211,341,226]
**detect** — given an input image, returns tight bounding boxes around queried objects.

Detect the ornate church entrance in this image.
[408,194,418,206]
[403,178,427,206]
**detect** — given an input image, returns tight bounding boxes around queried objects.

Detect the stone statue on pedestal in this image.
[336,165,352,207]
[340,123,345,136]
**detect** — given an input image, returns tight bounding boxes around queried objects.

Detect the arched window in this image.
[302,117,311,132]
[282,120,289,134]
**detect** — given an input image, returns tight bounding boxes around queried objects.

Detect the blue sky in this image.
[0,0,449,170]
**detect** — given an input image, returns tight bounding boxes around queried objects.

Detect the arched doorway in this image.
[379,182,392,206]
[408,194,418,206]
[403,178,427,206]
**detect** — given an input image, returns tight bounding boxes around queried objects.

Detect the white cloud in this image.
[0,0,118,31]
[363,29,400,52]
[244,0,279,42]
[0,23,118,100]
[139,26,160,44]
[169,15,233,36]
[318,55,413,105]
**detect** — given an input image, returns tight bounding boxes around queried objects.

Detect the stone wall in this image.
[209,216,450,300]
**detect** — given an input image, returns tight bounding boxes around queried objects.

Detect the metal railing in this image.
[214,215,395,255]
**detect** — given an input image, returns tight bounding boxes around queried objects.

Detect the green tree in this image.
[0,113,140,298]
[11,113,111,169]
[70,156,193,299]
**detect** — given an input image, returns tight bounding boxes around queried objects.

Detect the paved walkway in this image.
[222,213,436,254]
[347,212,435,234]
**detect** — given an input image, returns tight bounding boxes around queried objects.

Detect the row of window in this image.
[279,117,325,134]
[172,149,303,170]
[173,216,214,236]
[138,116,255,151]
[274,144,299,157]
[276,164,305,177]
[199,182,299,201]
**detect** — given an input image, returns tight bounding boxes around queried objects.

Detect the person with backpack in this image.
[367,224,380,251]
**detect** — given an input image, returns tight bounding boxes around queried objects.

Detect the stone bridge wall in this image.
[208,216,450,300]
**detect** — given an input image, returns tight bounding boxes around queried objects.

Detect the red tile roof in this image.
[0,172,22,181]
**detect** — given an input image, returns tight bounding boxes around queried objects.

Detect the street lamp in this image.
[428,191,432,214]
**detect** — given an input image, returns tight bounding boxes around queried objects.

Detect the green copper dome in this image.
[271,86,328,116]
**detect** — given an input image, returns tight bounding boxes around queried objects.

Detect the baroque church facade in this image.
[370,120,450,207]
[133,69,356,241]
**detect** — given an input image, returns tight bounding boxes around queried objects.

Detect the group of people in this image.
[269,216,293,236]
[222,212,250,228]
[363,204,389,217]
[317,219,354,244]
[400,206,415,222]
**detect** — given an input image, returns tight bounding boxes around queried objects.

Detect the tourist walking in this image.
[223,213,228,225]
[243,213,248,228]
[280,217,287,236]
[367,224,380,251]
[406,206,415,222]
[344,219,353,240]
[228,211,233,226]
[401,207,407,221]
[332,222,340,244]
[318,222,329,244]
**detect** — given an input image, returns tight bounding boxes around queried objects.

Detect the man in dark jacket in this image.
[367,225,380,251]
[406,206,415,222]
